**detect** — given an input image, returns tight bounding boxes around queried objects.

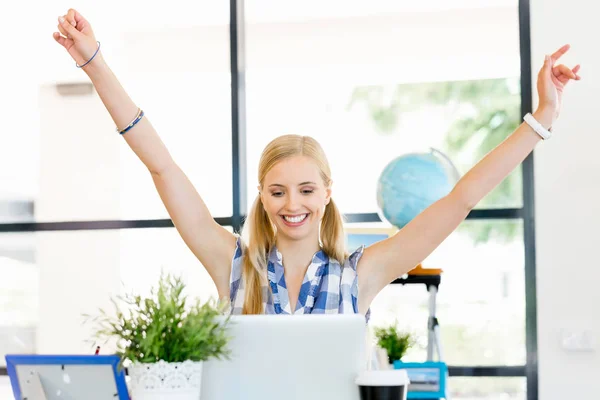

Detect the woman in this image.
[53,9,581,317]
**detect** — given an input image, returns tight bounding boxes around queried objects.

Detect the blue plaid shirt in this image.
[228,237,369,319]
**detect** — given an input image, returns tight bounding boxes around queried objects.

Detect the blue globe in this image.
[377,148,460,229]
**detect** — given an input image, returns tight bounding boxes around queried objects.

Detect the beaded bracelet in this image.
[117,108,145,135]
[76,41,101,68]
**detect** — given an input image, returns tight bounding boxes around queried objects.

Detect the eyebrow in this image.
[268,181,317,188]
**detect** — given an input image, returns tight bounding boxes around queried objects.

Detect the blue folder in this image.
[393,361,448,399]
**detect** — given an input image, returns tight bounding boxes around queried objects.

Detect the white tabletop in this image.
[1,376,13,399]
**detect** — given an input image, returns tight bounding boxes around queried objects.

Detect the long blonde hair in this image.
[240,135,347,314]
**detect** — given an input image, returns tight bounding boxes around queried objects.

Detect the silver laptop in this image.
[201,314,367,400]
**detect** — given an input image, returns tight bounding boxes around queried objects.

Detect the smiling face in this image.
[260,155,331,242]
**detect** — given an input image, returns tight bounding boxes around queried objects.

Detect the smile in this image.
[281,214,309,224]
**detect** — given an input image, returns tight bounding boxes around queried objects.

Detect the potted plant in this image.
[86,272,231,400]
[374,323,415,366]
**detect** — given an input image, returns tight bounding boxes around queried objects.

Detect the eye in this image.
[271,191,284,197]
[301,189,314,195]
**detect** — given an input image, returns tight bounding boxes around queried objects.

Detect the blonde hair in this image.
[240,135,347,314]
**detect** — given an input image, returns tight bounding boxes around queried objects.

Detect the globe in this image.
[377,148,460,230]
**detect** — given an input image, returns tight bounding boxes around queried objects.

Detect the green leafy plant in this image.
[374,323,415,363]
[85,272,231,365]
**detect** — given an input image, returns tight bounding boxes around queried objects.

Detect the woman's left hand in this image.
[536,44,581,126]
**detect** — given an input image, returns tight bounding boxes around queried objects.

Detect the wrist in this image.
[524,112,552,140]
[532,107,555,130]
[82,52,108,77]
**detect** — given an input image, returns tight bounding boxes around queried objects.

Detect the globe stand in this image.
[391,265,444,362]
[427,284,444,362]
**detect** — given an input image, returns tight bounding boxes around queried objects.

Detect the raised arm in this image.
[357,45,581,312]
[54,9,237,297]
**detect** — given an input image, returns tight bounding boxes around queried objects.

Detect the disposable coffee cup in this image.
[355,369,410,400]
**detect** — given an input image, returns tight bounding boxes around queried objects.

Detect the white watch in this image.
[523,113,552,140]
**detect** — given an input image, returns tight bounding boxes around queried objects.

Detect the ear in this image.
[324,186,332,206]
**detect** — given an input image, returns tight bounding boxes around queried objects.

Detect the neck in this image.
[275,235,321,274]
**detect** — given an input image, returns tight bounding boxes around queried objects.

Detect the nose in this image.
[284,191,301,212]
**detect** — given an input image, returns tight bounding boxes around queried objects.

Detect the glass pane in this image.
[0,227,224,365]
[0,233,37,364]
[245,1,521,213]
[2,2,232,223]
[449,377,526,400]
[369,219,525,366]
[346,78,523,211]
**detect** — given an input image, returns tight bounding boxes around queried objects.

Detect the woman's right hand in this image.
[53,9,100,68]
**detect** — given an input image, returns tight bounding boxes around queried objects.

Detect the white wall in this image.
[531,0,600,398]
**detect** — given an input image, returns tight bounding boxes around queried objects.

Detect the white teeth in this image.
[283,214,307,223]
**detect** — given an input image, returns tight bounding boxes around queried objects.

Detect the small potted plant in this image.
[86,272,231,400]
[374,323,415,367]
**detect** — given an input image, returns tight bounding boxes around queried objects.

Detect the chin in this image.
[275,217,318,241]
[278,225,312,241]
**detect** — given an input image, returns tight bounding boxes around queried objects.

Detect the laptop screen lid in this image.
[201,314,367,400]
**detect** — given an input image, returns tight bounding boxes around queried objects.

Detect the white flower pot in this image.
[128,360,203,400]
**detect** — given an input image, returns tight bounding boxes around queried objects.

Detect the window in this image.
[2,2,232,223]
[0,233,37,362]
[449,377,526,400]
[0,227,226,365]
[245,1,521,213]
[369,220,525,366]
